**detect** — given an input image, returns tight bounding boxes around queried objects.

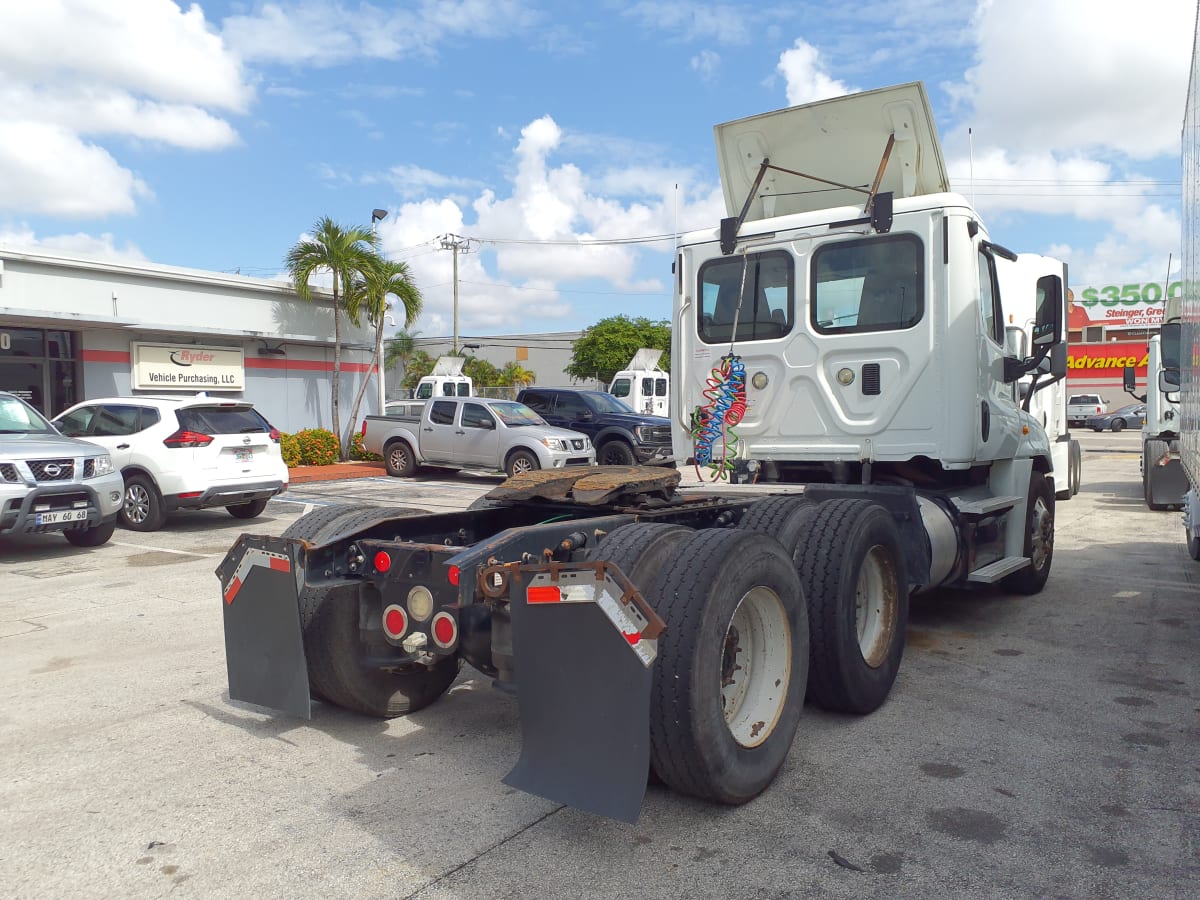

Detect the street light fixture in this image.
[372,209,389,415]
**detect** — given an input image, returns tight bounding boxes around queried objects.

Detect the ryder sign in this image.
[131,342,245,391]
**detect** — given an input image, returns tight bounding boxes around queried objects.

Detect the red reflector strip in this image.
[527,585,562,603]
[223,547,291,606]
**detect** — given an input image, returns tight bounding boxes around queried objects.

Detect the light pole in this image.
[371,209,388,414]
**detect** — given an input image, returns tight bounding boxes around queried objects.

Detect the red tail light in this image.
[361,419,368,438]
[269,427,281,444]
[163,429,213,448]
[431,611,457,648]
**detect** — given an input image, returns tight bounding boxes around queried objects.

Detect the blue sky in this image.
[0,1,1194,341]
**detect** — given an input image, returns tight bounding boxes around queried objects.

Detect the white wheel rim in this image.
[721,586,791,748]
[513,456,533,474]
[856,545,898,668]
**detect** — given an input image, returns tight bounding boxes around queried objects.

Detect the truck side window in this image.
[461,403,494,429]
[698,250,793,345]
[441,383,455,397]
[978,249,1002,344]
[457,383,470,397]
[415,383,432,400]
[522,392,550,413]
[611,378,631,398]
[554,393,590,418]
[655,378,667,397]
[428,401,456,425]
[811,235,923,334]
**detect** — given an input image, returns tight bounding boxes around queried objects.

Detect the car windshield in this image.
[0,395,54,434]
[586,392,635,414]
[492,402,546,427]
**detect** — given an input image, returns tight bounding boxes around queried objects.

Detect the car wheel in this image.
[1111,419,1125,432]
[505,449,539,477]
[121,474,166,531]
[598,440,636,466]
[227,498,270,519]
[384,440,417,477]
[64,519,116,547]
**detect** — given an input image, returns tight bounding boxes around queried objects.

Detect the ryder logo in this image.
[169,350,216,367]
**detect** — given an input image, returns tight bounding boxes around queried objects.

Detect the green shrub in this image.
[279,432,303,467]
[298,428,339,465]
[349,430,382,462]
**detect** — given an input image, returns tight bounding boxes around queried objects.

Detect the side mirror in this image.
[1160,369,1181,390]
[1159,321,1182,370]
[1004,325,1027,358]
[1048,341,1067,378]
[1123,366,1137,393]
[1032,275,1062,346]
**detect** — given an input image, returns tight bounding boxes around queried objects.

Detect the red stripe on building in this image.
[82,349,131,363]
[245,358,375,373]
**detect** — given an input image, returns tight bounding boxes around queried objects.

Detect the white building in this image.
[0,249,379,433]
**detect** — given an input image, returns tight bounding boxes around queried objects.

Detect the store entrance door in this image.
[0,361,45,409]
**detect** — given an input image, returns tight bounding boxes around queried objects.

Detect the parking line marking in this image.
[110,541,220,558]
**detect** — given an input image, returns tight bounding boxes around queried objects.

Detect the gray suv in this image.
[0,391,124,546]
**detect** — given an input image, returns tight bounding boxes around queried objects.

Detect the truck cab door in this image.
[975,248,1022,461]
[421,400,459,462]
[459,402,500,467]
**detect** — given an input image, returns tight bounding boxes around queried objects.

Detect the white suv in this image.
[53,394,288,531]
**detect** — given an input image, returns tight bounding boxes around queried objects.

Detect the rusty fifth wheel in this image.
[793,499,908,715]
[642,528,807,804]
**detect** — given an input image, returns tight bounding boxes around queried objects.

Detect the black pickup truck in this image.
[517,387,674,466]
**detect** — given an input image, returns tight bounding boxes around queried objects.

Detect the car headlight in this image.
[634,426,654,442]
[540,437,567,451]
[91,455,114,477]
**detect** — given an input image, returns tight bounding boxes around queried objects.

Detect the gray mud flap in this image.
[216,535,311,719]
[503,563,663,823]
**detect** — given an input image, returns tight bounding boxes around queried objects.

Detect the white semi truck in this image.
[216,82,1067,824]
[1124,334,1188,510]
[1161,22,1200,558]
[608,348,670,416]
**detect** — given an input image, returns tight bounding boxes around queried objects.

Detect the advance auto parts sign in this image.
[1067,341,1148,380]
[131,342,244,391]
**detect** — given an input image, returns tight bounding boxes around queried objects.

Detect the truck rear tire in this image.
[736,495,816,550]
[792,499,907,715]
[1188,528,1200,561]
[643,528,807,805]
[283,505,445,715]
[301,585,461,718]
[384,440,417,477]
[1070,440,1082,496]
[1001,473,1054,595]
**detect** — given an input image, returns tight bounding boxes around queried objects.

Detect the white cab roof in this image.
[714,82,950,223]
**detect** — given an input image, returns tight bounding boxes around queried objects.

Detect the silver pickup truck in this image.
[362,396,595,477]
[1067,393,1108,427]
[0,391,124,546]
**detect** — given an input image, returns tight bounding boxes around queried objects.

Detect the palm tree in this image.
[285,217,377,460]
[345,257,423,445]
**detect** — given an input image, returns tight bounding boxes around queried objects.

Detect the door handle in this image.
[423,427,433,432]
[117,443,130,449]
[455,430,465,435]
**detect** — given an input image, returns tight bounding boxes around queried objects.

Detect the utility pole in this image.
[438,234,475,353]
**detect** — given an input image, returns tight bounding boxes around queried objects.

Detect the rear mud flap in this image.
[1149,458,1189,508]
[216,535,311,719]
[502,564,661,824]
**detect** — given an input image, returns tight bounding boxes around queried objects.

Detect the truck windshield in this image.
[493,402,546,426]
[811,234,924,334]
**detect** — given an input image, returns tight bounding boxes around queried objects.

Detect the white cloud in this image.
[947,0,1193,161]
[0,226,148,263]
[690,49,720,82]
[0,1,252,218]
[372,115,722,334]
[222,0,539,67]
[0,123,152,217]
[776,38,855,106]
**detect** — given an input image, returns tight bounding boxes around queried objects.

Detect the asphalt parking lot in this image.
[2,430,1197,899]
